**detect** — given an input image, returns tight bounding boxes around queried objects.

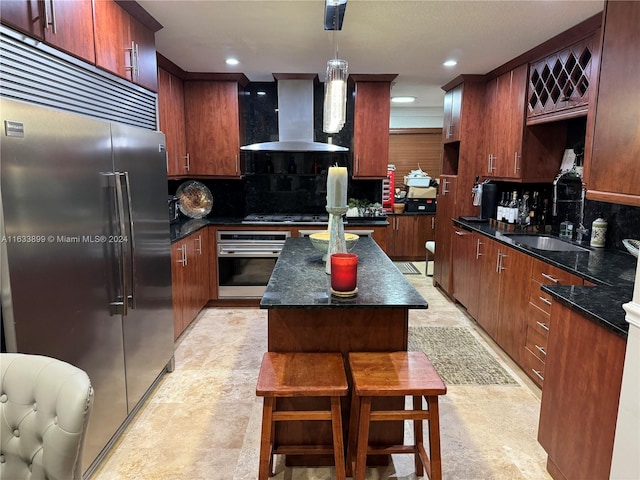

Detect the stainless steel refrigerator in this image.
[0,98,174,473]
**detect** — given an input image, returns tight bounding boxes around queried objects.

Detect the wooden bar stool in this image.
[255,352,348,480]
[347,351,447,480]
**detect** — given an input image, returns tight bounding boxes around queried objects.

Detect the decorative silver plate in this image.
[176,180,213,219]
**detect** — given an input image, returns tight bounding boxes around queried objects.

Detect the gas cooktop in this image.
[242,213,329,224]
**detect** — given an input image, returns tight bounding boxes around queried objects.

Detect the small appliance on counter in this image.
[168,195,180,223]
[405,185,437,213]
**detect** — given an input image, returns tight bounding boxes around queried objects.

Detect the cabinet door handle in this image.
[184,153,190,172]
[126,41,136,76]
[455,230,465,236]
[541,272,559,284]
[196,235,203,255]
[355,154,360,173]
[531,369,544,382]
[431,217,435,230]
[235,154,239,174]
[536,320,550,331]
[476,239,483,259]
[176,244,187,266]
[539,296,552,307]
[45,0,57,33]
[498,251,507,272]
[442,179,449,195]
[495,251,501,273]
[535,344,547,356]
[488,154,492,173]
[514,151,520,173]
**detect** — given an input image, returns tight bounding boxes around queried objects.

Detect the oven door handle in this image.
[218,247,282,257]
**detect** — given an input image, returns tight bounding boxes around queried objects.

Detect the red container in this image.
[330,253,358,292]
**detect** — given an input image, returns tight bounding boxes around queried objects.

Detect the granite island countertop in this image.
[259,236,428,309]
[454,218,636,338]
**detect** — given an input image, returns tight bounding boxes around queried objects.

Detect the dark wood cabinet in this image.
[184,81,243,177]
[484,65,567,183]
[527,33,598,124]
[539,300,626,480]
[158,68,188,177]
[171,229,210,339]
[474,237,531,363]
[442,84,462,143]
[352,80,392,178]
[1,0,95,62]
[452,228,481,318]
[94,0,158,91]
[386,214,435,260]
[433,175,457,294]
[585,0,640,206]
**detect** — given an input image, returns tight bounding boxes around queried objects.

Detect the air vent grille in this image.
[0,26,157,130]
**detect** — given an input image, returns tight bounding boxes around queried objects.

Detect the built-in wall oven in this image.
[217,230,291,299]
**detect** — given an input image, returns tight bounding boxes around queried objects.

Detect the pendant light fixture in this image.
[323,0,348,134]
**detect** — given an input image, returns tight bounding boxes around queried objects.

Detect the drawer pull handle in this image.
[541,272,559,284]
[539,296,552,307]
[536,321,550,332]
[531,369,544,382]
[535,344,547,356]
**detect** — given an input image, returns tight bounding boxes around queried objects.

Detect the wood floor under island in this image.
[260,236,428,468]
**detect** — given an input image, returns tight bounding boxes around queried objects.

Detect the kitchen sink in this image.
[503,234,589,252]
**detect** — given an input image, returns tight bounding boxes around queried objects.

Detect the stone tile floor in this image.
[89,262,551,480]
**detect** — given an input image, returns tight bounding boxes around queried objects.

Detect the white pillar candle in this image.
[326,166,347,208]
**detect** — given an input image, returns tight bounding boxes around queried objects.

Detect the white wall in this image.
[390,107,444,129]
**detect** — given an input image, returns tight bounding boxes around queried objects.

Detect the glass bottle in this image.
[508,190,518,224]
[529,191,539,226]
[519,191,530,225]
[497,192,505,223]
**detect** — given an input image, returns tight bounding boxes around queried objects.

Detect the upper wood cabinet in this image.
[158,68,188,177]
[352,79,392,178]
[1,0,95,62]
[94,0,158,92]
[184,81,243,177]
[483,65,566,183]
[442,84,462,143]
[527,33,598,125]
[585,0,640,206]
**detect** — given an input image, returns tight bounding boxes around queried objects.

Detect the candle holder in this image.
[330,253,358,297]
[325,205,348,274]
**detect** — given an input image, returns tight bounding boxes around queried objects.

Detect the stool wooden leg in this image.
[413,395,425,477]
[259,397,275,480]
[346,388,361,477]
[330,396,346,480]
[427,396,442,480]
[355,396,372,480]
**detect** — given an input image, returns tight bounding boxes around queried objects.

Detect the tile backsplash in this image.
[583,200,640,251]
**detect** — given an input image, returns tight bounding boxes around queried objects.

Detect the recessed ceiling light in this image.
[257,91,267,96]
[225,58,239,66]
[391,96,416,104]
[443,59,458,67]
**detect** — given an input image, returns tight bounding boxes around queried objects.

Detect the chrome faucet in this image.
[576,223,589,243]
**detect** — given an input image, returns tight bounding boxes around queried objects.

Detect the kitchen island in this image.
[260,236,428,467]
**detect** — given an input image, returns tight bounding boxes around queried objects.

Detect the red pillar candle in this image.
[330,253,358,292]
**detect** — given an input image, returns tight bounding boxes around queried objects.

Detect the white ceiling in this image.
[139,0,604,111]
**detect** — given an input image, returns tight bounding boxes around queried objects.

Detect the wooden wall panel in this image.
[388,128,443,190]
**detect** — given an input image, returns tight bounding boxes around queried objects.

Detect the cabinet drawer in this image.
[528,303,551,336]
[529,280,554,313]
[531,260,583,286]
[522,347,545,388]
[526,324,547,362]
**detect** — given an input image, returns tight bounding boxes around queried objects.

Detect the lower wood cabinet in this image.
[452,228,481,318]
[171,228,210,339]
[386,214,435,260]
[539,300,626,480]
[473,237,532,364]
[433,175,457,294]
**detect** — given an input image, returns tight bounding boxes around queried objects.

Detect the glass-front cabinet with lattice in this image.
[526,32,599,125]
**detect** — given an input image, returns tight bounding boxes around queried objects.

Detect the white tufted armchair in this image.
[0,353,93,480]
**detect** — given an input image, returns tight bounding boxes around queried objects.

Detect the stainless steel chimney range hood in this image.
[240,76,348,153]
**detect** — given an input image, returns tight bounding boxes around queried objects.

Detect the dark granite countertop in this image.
[454,218,636,338]
[259,236,428,309]
[170,217,389,243]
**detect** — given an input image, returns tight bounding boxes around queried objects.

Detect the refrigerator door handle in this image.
[113,172,129,316]
[121,171,137,310]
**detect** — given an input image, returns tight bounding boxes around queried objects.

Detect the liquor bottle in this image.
[497,192,505,223]
[508,190,519,224]
[529,191,539,226]
[519,191,530,225]
[264,157,274,174]
[502,192,511,223]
